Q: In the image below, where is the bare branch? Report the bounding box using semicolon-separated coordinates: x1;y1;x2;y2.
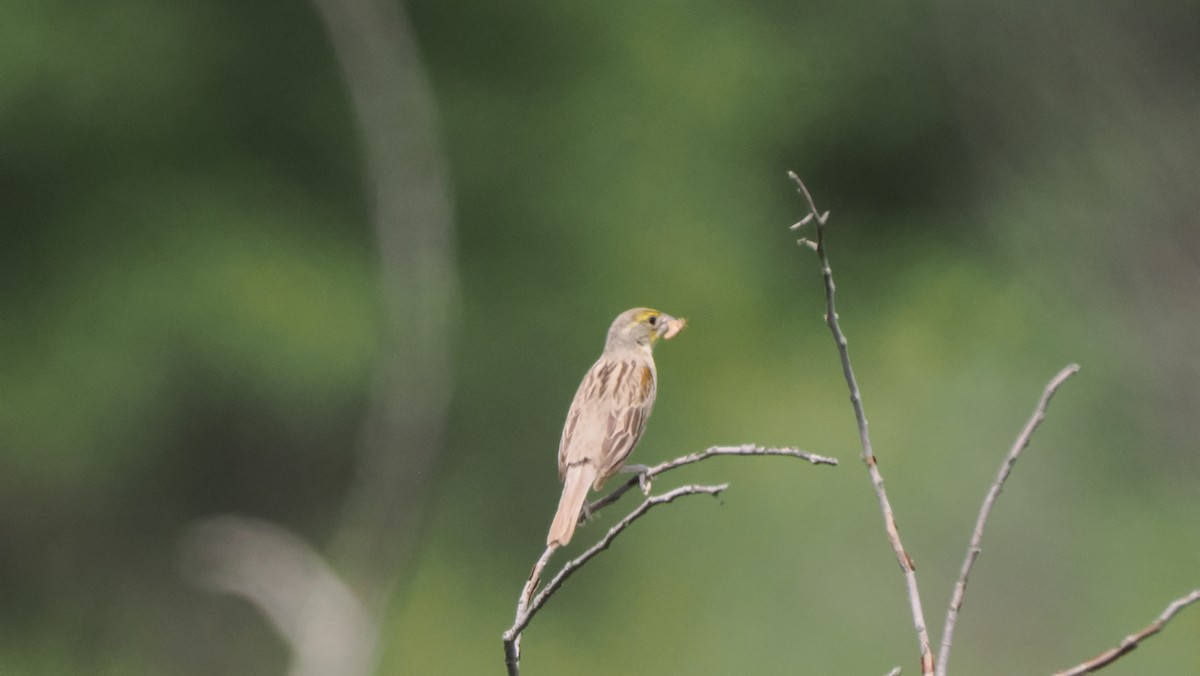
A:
502;484;729;675
1054;589;1200;675
588;444;838;517
936;364;1080;676
525;483;728;628
788;171;935;675
503;546;557;676
502;442;837;673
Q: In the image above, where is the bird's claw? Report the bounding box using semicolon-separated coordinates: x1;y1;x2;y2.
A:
624;463;652;494
638;472;652;495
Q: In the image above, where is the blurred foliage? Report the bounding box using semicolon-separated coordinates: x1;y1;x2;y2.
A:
1;0;1197;674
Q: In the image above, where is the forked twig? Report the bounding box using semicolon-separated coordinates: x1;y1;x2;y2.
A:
503;483;728;676
936;364;1080;676
501;442;838;675
588;444;838;516
1054;589;1200;675
788;171;935;675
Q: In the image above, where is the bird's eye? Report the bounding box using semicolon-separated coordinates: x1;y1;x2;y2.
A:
647;315;658;326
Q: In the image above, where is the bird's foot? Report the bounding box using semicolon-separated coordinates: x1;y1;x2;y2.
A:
620;464;653;495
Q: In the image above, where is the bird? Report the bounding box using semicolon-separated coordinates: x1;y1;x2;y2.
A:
546;307;685;547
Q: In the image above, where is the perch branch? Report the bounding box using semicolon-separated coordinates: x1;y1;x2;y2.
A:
502;443;837;674
788;171;935;675
936;364;1080;676
1054;589;1200;675
588;444;838;516
503;483;729;676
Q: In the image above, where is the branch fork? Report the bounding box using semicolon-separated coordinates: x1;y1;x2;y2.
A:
788;172;1191;676
501;444;837;675
789;171;936;675
501;173;1194;676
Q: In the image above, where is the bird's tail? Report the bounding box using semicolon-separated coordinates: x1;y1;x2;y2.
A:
547;464;597;547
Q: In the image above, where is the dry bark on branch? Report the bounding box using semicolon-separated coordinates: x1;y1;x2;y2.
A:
936;365;1080;676
790;172;936;675
1054;589;1200;675
501;444;837;675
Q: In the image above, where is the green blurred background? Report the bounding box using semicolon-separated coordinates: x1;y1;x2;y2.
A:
1;0;1197;674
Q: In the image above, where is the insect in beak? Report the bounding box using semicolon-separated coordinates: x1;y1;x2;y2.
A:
656;314;686;340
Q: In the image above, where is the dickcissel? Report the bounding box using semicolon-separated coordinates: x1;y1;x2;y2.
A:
546;307;686;547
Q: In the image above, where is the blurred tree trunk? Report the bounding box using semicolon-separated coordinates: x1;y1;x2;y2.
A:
185;1;458;674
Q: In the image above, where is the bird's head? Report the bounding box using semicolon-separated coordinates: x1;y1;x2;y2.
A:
605;307;686;351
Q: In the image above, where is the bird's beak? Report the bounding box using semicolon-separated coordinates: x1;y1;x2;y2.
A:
656;314;686;340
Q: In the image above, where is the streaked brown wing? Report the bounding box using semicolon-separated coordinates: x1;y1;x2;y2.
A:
559;358;612;478
596;364;656;484
558;381;587;479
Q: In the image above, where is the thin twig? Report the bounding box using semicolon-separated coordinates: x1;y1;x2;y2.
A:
515;547;556;627
501;443;837;673
502;545;557;674
884;668;903;676
788;171;935;675
936;365;1080;676
1054;589;1200;675
502;483;729;676
588;444;838;516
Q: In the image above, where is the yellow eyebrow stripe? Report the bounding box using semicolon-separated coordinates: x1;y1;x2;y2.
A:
633;309;660;323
